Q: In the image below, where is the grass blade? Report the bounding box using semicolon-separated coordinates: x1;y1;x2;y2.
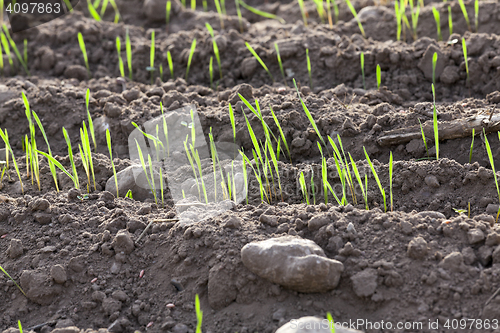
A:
363;146;386;212
239;0;285;24
0;265;25;296
245;42;273;82
185;39;197;81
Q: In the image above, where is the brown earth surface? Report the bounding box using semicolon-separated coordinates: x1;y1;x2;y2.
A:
2;0;500;332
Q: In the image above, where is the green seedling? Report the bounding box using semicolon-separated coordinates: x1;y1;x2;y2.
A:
326;0;333;27
37;150;78;188
116;37;125;77
195;294;203;333
311;168;316;205
180;0;185;8
80;121;96;192
159;64;163;82
85;89;96;151
1;30;13;69
474;0;478;32
18;321;23;333
126;189;133;199
484;129;500;205
395;1;402;41
0;0;3;23
468;202;471;218
270;106;291;162
167;50;174;79
87;0;102;21
166;1;171;26
0;265;25;296
376;64;381;90
360;52;365;90
299;171;309;205
432;7;442;41
0;38;4;74
32;111;59;191
126;28;132;80
23;92;40;190
432;52;438;87
149;30;155;84
2;26;29;75
453;208;467;215
214;0;224;29
275;43;286;86
418;118;429;157
185;38;197;81
326;313;335;333
363;146;386;212
0;128;23;193
235;0;243;32
77;32;91;78
135;140;158;204
293;79;325;147
206;23;223;81
457;0;471;31
209;56;213;89
191;0;195;11
345;0;365;38
203;0;207;11
312;0;325;23
432;83;439;160
229;103;236;144
106;129;118;198
469;128;475;163
246;42;273;82
298;0;307;26
306;48;312;89
409;0;420;40
463;38;469;84
160;103;170;157
63;127;79;189
221;0;226;14
239;0;285;24
349;153;368;209
107;0;121;23
389;151;393;211
23;39;27;64
448;5;453;35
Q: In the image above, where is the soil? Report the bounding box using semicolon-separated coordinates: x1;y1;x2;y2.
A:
2;0;500;332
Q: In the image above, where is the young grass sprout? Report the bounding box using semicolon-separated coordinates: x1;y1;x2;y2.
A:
298;0;307;26
106;129;119;197
432;7;442;41
306;48;312;89
275;43;287;86
167;50;174;79
116;36;125;77
432;83;439;160
432;52;438;87
462;38;469;84
474;0;479;32
360;52;365;90
345;0;365;38
457;0;471;31
363;146;386;212
206;23;223;82
376;64;381;90
77;32;91;78
469;128;475;163
126;28;133;80
245;42;273;82
185;38;197;81
149;30;155;84
448;5;453;35
483;129;500;222
239;0;285;24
